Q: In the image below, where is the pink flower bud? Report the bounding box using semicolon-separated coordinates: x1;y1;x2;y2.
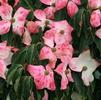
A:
90;10;101;27
67;1;78;18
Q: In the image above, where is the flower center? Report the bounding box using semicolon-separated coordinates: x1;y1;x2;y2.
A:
44;70;49;75
52;3;55;7
60;30;64;34
65;70;69;75
51;47;56;52
82;66;87;71
45;20;50;26
10;18;15;23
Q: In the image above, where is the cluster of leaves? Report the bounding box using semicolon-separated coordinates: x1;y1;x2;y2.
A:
0;0;101;100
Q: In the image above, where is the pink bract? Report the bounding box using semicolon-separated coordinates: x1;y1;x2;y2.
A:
55;63;74;90
90;10;101;28
27;64;56;90
0;4;29;35
88;0;101;9
67;1;79;18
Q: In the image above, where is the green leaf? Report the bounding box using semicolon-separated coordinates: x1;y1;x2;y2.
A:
12;48;28;65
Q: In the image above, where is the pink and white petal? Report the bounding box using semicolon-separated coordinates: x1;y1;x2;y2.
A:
55;63;67;75
66;69;74;82
43;29;55;48
39;46;56;61
0;59;6;79
82;70;94;86
0;20;11;35
27;65;45;78
4;52;13;66
13;7;30;35
0;0;8;4
95;28;101;39
44;7;56;19
61;74;68;90
72;0;81;5
13;24;25;36
34;9;46;21
27;21;39;34
0;3;12;20
40;0;52;5
56;0;68;10
40;46;57;68
69;58;84;72
90;10;101;28
22;28;32;46
67;1;78;18
42;90;48;100
43;37;54;48
88;0;101;9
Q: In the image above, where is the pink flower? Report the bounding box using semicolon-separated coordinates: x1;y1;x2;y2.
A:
49;20;73;45
88;0;101;9
55;63;74;90
27;64;56;90
34;9;52;31
40;0;68;11
0;3;29;35
95;28;101;39
22;28;32;46
90;10;101;28
69;50;100;86
67;1;79;18
26;21;39;34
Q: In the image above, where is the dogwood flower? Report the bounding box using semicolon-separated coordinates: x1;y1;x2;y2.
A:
0;3;29;35
27;64;56;90
69;50;100;86
40;43;73;68
49;20;73;45
55;63;74;90
34;9;52;31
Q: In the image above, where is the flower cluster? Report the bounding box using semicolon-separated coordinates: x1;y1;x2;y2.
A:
0;0;101;100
